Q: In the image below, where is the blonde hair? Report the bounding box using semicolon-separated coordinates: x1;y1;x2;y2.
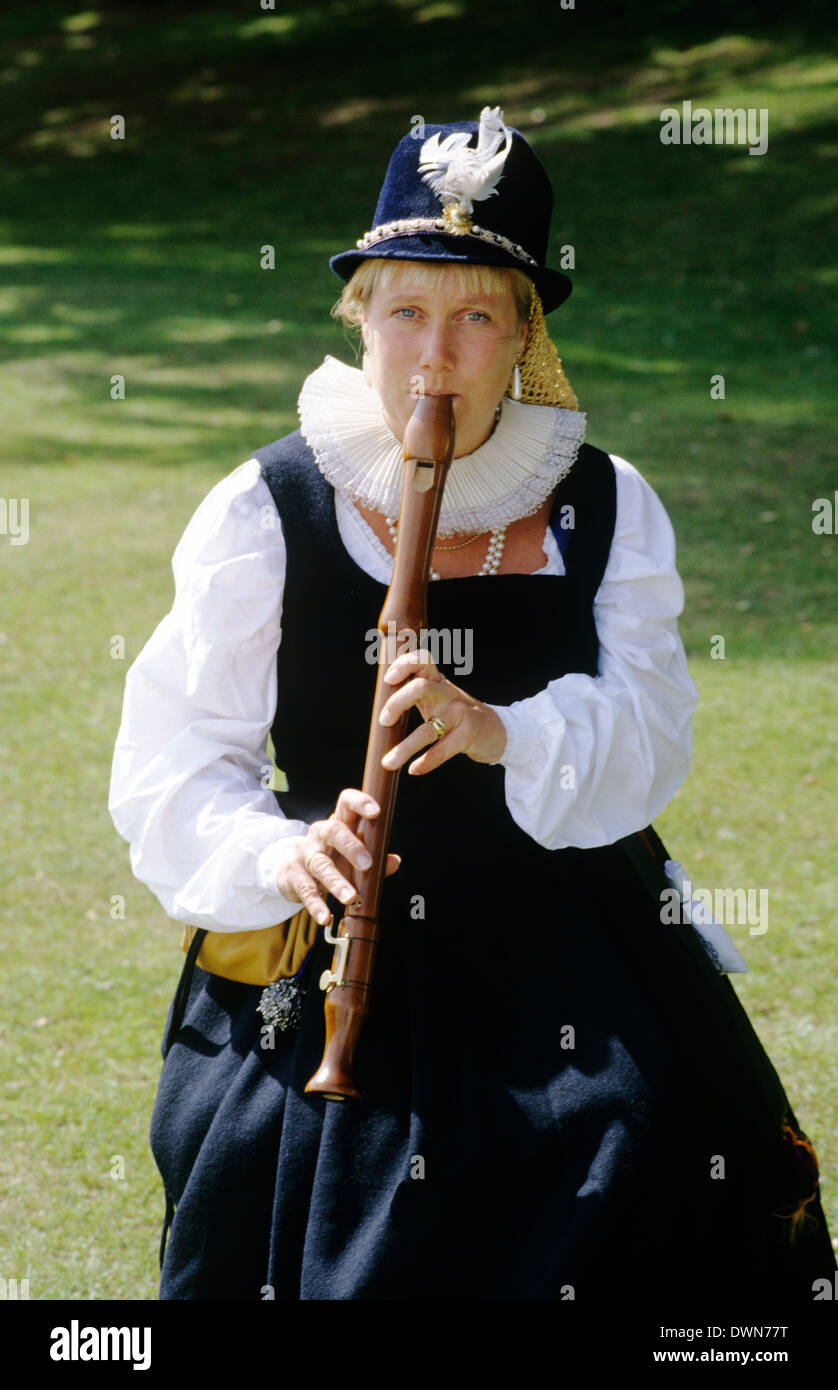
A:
332;258;533;331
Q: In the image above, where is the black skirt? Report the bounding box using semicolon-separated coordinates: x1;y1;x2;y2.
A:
150;814;835;1301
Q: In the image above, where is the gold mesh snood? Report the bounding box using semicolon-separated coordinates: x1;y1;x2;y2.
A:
509;287;578;410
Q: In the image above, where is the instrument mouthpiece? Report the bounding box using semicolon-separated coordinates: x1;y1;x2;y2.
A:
402;393;456;467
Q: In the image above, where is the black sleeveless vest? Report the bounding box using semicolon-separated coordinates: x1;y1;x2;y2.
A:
255;431;615;837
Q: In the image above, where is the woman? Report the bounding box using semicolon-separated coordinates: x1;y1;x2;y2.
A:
110;107;835;1300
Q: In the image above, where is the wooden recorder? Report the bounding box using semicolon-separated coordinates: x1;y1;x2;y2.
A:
305;393;456;1101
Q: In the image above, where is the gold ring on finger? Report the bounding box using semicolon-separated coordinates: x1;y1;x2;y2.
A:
430;716;448;740
304;848;325;876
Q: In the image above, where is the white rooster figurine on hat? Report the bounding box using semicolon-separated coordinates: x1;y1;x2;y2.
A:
418;105;513;231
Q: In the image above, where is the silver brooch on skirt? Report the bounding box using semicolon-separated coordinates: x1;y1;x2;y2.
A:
257;977;306;1033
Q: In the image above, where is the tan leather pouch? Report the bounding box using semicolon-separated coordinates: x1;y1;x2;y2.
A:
180;908;320;986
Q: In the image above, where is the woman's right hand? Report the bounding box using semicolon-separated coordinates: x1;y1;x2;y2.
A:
277;788;401;925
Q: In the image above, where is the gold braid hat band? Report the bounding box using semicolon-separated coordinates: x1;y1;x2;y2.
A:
508;287;578;411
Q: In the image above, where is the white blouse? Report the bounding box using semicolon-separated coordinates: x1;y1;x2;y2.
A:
109;446;698;933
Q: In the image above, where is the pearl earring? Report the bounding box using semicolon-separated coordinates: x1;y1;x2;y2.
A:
362;351;372;388
510;359;522;400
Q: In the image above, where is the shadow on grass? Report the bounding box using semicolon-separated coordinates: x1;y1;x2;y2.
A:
0;1;835;661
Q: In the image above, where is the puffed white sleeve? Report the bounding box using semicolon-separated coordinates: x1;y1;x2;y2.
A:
489;454;698;848
108;458;311;931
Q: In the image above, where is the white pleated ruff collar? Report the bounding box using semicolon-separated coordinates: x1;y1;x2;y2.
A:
297;356;586;536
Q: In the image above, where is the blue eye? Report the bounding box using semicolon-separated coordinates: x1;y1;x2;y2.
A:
464;311;489;323
394;307;416;318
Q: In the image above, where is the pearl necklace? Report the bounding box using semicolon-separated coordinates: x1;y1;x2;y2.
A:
385;519;507;580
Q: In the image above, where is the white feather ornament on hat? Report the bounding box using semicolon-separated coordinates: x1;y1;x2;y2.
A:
418;105;513;223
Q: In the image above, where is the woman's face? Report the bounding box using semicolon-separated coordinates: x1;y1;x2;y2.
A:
361;263;527;458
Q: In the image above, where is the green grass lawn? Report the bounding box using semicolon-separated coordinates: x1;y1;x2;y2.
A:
0;2;835;1299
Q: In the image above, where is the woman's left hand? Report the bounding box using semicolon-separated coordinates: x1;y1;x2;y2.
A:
378;649;507;775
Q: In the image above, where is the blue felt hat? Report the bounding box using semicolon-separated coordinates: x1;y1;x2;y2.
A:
330;107;572;314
